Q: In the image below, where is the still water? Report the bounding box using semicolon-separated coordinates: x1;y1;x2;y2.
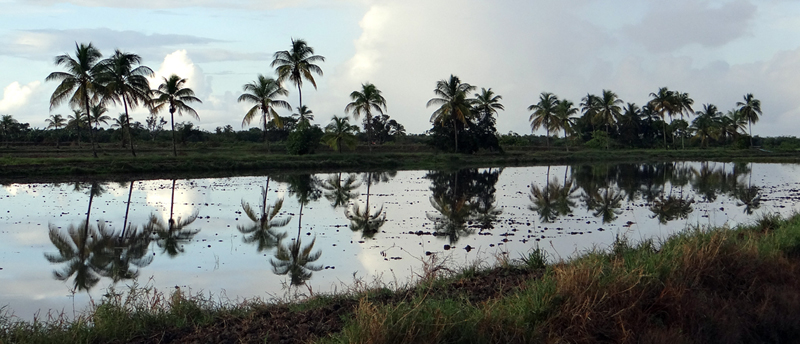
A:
1;162;799;319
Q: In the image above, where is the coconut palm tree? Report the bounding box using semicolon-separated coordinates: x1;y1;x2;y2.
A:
292;105;314;124
595;89;623;149
271;38;325;109
427;75;475;153
691;104;721;148
238;74;291;147
648;87;678;148
150;74;202;156
736;93;762;148
528;92;560;148
89;104;111;131
321;115;359;153
345;83;387;151
96;50;154;157
45;113;66;148
46;42;102;158
580;93;601;132
529;181;559;223
110;113;129;148
66;109;89;146
473;87;504;120
554;99;578;151
675;92;694;149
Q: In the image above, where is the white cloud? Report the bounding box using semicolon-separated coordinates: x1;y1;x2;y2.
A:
0;81;41;112
150;50;211;99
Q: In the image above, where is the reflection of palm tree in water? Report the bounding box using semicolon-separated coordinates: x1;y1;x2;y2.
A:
649;195;694;224
45;221;110;292
425;168;502;243
530;166;577;223
269;173;324;286
148;179;199;257
238;177;290;252
584;187;625;223
735;163;762;215
321;173;360;209
346;172;387;238
45;182;107;290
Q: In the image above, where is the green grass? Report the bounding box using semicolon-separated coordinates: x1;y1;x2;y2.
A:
2;144;799;180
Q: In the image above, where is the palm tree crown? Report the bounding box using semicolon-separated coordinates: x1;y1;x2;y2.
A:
151;74;202;156
45;42;103;157
271;38;325;109
345;82;387;150
473;87;504;120
238;74;291;143
736;93;762;147
528;92;559;147
426;75;476;153
96;49;154;157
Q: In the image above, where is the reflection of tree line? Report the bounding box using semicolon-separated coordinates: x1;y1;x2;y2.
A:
45;179;199;293
425;168;503;244
45;163;762;291
527;162;762;226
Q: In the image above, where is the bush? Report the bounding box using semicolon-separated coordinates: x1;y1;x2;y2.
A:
286;121;323;155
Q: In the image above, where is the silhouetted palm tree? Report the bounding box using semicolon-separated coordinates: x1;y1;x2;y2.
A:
321;115;359;153
427;75;475;153
554;99;578;151
150;74;202;156
345;83;387;151
648;87;678;148
46;42;102;157
96;49;154;156
528;92;559;147
45;113;66;148
292;105;314;124
473;87;504;121
736;93;762;148
271;38;325;109
238;74;291;147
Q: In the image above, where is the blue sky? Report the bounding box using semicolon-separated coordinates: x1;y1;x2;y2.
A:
1;0;799;136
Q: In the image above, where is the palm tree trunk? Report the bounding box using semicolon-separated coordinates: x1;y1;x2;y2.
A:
169;179;176;231
297;84;303;110
84;185;95;240
84;95;98;158
121;180;134;238
171;109;177;157
452;118;459;153
564;132;569;152
123;97;136;157
365;116;373;152
263;113;271;153
662;118;668;149
749;122;753;148
297;201;304;239
546;127;550;148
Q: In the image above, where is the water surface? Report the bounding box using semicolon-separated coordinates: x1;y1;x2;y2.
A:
1;161;798;319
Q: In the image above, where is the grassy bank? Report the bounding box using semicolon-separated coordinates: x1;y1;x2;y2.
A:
2;144;799;181
3;214;800;343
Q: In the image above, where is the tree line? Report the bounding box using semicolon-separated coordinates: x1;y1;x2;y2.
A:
0;38;792;155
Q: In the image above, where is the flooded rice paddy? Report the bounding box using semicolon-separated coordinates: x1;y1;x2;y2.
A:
1;161;799;319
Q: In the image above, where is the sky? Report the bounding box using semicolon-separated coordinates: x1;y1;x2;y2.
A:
1;0;800;137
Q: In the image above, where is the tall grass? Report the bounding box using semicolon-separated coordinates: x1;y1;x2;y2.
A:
326;214;800;344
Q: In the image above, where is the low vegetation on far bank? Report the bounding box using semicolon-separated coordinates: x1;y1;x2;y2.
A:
3;213;800;343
